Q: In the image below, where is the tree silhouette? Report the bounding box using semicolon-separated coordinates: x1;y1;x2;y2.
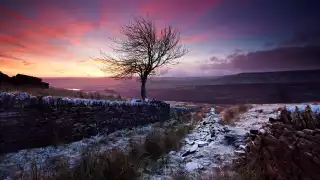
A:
97;16;189;101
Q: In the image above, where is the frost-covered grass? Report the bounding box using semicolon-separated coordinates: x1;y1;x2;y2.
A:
5;124;193;180
0;125;149;180
0;108;199;180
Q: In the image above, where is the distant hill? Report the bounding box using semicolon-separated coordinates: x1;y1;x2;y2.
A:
212;69;320;84
0;72;49;89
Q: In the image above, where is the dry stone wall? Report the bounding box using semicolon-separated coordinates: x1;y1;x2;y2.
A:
0;92;170;154
239;106;320;180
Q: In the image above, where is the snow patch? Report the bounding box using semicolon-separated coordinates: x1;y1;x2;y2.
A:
210;107;216;114
285;104;320;114
185;162;203;171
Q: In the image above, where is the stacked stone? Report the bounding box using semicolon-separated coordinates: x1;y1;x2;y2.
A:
0;92;170;154
238;107;320;180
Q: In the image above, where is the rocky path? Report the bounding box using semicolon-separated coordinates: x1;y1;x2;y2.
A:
141;104;283;179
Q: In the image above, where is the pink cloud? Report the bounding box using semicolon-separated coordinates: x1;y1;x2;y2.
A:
0;4;99;63
0;0;221;77
138;0;220;28
98;0;221;35
181;33;212;43
181;26;240;44
210;26;239;40
22;60;35;66
0;5;96;49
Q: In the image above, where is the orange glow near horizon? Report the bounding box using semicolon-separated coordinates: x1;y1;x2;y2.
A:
0;0;225;77
2;0;318;77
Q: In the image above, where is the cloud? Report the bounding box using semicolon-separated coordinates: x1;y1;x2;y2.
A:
202;45;320;72
181;33;212;44
0;34;26;49
22;60;34;66
138;0;220;28
0;0;218;63
0;5;96;51
281;31;320;47
53;69;65;74
78;60;88;63
0;54;34;73
263;30;320;49
0;4;101;74
2;0;319;77
0;53;24;61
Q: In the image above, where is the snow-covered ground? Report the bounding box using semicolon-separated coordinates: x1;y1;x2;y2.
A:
140;104;285;179
1;102;320;180
285;104;320;113
147;103;320;179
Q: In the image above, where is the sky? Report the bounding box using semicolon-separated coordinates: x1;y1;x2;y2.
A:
0;0;320;77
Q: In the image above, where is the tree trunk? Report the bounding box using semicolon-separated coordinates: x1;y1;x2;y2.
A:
141;78;147;101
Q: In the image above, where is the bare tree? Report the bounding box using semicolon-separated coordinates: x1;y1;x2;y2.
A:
97;16;189;101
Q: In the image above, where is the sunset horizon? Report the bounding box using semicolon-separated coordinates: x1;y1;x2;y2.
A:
1;0;320;78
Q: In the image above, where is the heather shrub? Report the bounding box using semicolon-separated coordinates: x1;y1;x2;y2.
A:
63;148;141;180
144;128;165;160
220;104;252;125
171;169;189;180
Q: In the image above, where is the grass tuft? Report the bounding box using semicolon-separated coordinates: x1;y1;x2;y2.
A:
170;169;189;180
145;128;165;160
220;104;252;125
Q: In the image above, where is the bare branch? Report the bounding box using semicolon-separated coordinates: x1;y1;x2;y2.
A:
97;16;189;100
98;16;189;79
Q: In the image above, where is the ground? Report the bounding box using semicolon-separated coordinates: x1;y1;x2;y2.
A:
2;102;318;179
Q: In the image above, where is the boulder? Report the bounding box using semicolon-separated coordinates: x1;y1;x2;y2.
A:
185;162;203;171
250;129;259;135
182;144;198;157
210;129;215;138
185;138;194;145
269;117;278;123
224;133;239;145
196;140;209;147
189;144;198;152
223;126;231;132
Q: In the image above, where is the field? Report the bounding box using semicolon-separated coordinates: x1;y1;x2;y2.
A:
144;82;320;104
44;73;320;104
